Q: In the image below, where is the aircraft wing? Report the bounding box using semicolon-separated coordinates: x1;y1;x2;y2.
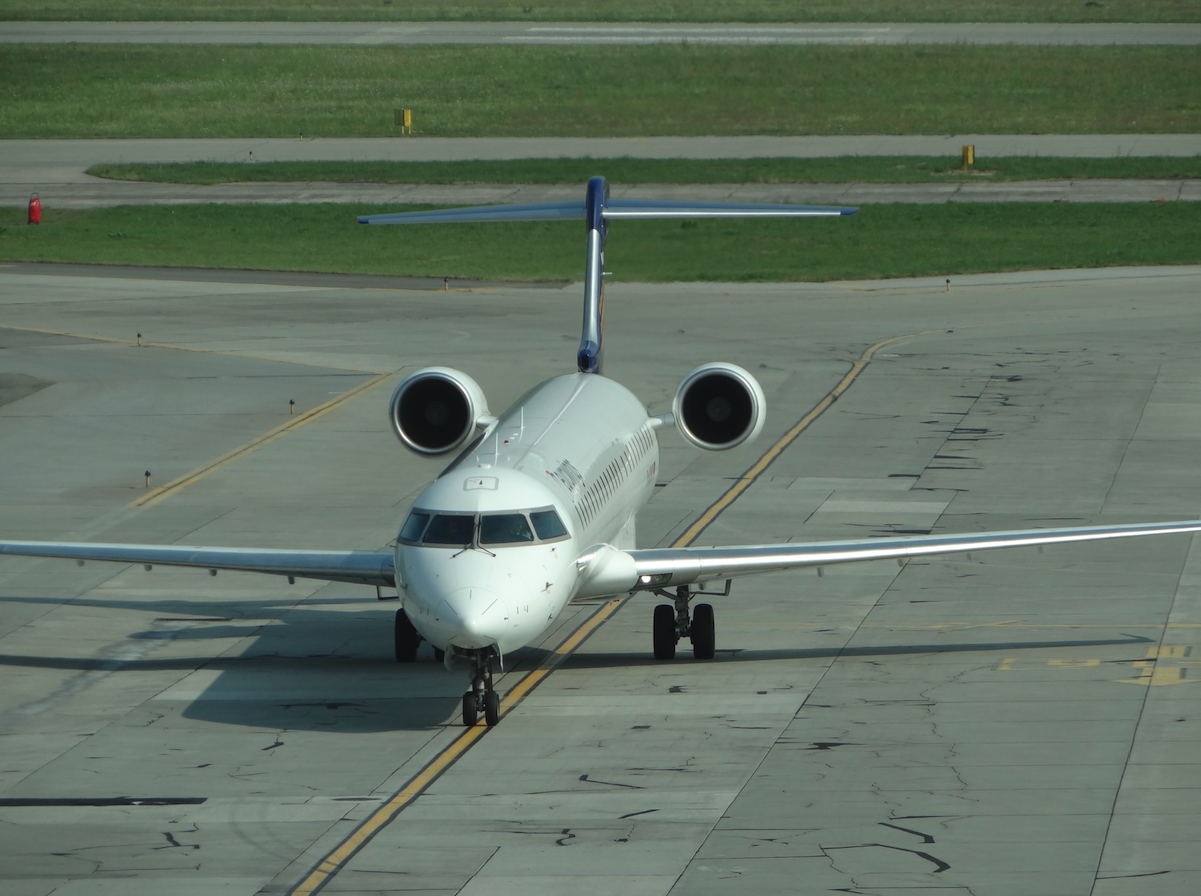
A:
0;540;395;587
624;519;1201;590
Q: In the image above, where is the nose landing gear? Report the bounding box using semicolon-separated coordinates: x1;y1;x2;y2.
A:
652;582;727;660
462;649;501;727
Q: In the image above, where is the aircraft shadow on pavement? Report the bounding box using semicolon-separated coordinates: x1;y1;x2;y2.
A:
0;592;1156;731
0;591;464;733
553;634;1155;670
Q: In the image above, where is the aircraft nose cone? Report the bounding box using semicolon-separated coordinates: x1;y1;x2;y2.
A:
442;588;506;649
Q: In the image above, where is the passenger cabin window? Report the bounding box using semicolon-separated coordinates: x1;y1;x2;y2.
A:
398;511;430;544
423;514;476;546
479;513;534;545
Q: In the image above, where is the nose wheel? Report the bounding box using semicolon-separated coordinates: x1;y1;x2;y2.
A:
652;585;717;660
462;650;501;727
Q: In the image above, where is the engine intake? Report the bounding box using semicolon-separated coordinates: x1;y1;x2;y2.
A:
672;362;765;451
389;367;490;456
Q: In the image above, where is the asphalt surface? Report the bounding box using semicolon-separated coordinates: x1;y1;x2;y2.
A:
3;262;1201;895
4;179;1198;209
4;136;1199;189
3;21;1200;46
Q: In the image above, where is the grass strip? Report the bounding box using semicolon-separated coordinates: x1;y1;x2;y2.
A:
2;202;1196;283
4;0;1197;24
89;157;1201;187
3;45;1199;139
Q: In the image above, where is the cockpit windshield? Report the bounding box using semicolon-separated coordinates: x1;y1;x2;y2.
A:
479;513;534;545
399;507;569;548
530;510;569;540
422;514;476;546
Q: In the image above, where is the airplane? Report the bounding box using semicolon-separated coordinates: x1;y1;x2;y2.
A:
4;175;1201;729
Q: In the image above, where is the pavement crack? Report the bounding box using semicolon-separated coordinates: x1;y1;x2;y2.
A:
878;821;935;843
825;842;950;873
618;808;658;819
579;773;642;789
155;829;200;850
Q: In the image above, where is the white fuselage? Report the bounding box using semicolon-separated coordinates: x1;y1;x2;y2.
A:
394;374;658;657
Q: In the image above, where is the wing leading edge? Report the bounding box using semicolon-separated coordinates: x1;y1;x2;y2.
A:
623;519;1201;590
0;541;395;587
357;199;856;226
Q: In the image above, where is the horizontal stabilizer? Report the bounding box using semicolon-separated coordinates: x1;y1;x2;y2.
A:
358;199;856;225
359;202;585;225
604;199;856;218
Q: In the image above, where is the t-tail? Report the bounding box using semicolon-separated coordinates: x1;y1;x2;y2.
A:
358;178;857;375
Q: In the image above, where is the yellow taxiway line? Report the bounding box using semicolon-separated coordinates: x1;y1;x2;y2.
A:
673;330;936;548
288;597;624;896
130;373;394;508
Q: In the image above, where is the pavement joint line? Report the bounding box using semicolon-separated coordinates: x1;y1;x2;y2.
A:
0;323;388;375
672;329;942;548
920;622;1201;629
286;596;624;896
130;372;394;509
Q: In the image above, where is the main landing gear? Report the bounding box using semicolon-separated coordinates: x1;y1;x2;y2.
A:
394;609;444;663
462;649;501;727
653;584;721;660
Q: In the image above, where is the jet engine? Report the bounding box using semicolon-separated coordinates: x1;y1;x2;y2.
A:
389;367;491;455
672;362;766;450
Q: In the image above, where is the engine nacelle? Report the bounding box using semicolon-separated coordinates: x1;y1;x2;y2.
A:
389;367;491;456
672;362;766;451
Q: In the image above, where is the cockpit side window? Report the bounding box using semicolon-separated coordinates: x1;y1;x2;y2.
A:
423;514;476;546
479;513;534;545
398;511;431;544
530;509;569;541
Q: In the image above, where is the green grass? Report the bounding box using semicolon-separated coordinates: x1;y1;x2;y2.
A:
3;45;1199;138
2;203;1197;283
3;0;1197;23
88;157;1201;187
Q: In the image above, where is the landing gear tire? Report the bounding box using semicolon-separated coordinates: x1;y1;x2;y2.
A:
395;609;419;663
691;603;715;660
433;647;445;663
463;649;500;727
653;604;677;660
462;691;478;727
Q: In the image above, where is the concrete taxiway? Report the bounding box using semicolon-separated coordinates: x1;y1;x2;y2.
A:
3;262;1201;895
4;21;1200;46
